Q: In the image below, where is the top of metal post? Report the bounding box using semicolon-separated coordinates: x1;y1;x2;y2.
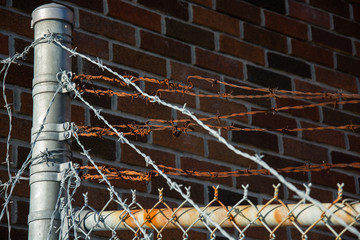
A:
31;3;73;28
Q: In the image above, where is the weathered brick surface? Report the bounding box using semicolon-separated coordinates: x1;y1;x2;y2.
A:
275;98;320;122
301;121;345;148
73;31;109;59
315;66;357;92
288;0;330;28
291;39;333;67
312;27;352;54
216;0;261;24
336;54;360;76
138;0;188;20
0;8;32;38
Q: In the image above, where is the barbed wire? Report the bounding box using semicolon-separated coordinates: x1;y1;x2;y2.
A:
49;32;360;237
79;161;360;182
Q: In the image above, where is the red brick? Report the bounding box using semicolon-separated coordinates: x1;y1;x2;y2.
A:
0;33;8;55
312;27;352;54
322;107;360;131
311;170;355;193
232;124;279;152
200;97;248;122
71;104;85;125
289;0;330;28
301;121;345;148
140;30;191;62
73;185;118;209
343;101;360;115
192;5;240;36
79;10;135;45
252;111;297;135
74;81;111;109
275;98;320;122
72;136;116;160
73;31;109;59
108;0;161;32
247;65;292;90
113;44;166;76
355;41;360;57
208;140;257;168
0;142;12;167
121;193;166;209
287;183;333;203
195;48;243;78
265;11;308;40
0;227;27;240
0;88;13;112
190;0;212;8
170;61;220;93
220;35;265;65
152;131;204;156
348;134;360;153
0;8;32;38
0;115;31;142
331;151;360;166
236;175;284;198
0;170;29;197
15;201;29;225
121;143;175;168
20;92;32;116
118;96;171;119
208;186;257;205
180;157;232;186
268;52;311;78
224;78;272;108
336;54;360;76
138;0;188;20
14;38;34;65
294;79;334;94
244;23;288;53
353;3;360;22
334;15;360;39
315;66;357;93
151;177;204;203
166;18;214;49
291;39;333;67
161;230;207;240
245;225;288;240
245;0;286;14
291;228;345;240
310;0;350;17
283;137;328;164
17;146;30;169
216;0;261;25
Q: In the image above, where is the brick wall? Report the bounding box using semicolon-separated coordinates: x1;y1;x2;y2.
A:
0;0;360;239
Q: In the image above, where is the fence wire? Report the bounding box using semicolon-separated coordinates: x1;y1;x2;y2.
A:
0;33;359;240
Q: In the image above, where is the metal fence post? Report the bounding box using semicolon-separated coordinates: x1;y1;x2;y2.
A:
28;4;73;240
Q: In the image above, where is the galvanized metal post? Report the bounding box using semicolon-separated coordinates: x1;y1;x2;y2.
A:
28;4;73;240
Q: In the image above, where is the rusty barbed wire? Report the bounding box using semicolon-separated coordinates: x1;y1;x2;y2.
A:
79;161;360;182
77;123;360;138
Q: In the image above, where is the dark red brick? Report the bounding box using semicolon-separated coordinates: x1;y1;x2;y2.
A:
191;0;212;8
73;31;109;59
0;88;13;112
310;0;350;17
322;107;360;130
216;0;261;25
0;115;31;142
294;79;334;94
79;10;135;45
200;97;248;122
244;0;286;14
151;177;204;203
334;15;360;39
108;0;161;32
0;142;12;167
140;30;191;62
355;41;360;57
245;225;288;240
283;137;329;163
220;35;265;65
236;175;284;197
20;92;32;116
118;96;171;119
113;44;166;76
265;11;308;40
121;143;176;168
12;0;50;14
5;64;33;89
291;228;347;240
291;39;333;67
181;157;232;186
161;230;208;240
0;227;27;240
244;23;288;53
289;0;330;28
232;124;279;152
73;136;116;160
208;187;256;205
311;170;355;193
268;52;311;78
353;3;360;22
153;131;204;156
301;121;345;148
336;54;360;76
71;105;85;125
343;101;360;115
0;170;29;197
138;0;188;20
287;183;333;203
14;38;33;64
348;134;360;153
312;27;352;54
75;82;111;109
252;110;298;133
315;66;357;93
0;33;8;55
73;185;118;209
196;48;243;78
262;154;309;181
170;61;220;93
166;18;214;49
17;146;30;169
0;8;32;38
331;151;360;165
247;65;292;90
276;98;320;122
15;201;29;225
192;5;240;36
